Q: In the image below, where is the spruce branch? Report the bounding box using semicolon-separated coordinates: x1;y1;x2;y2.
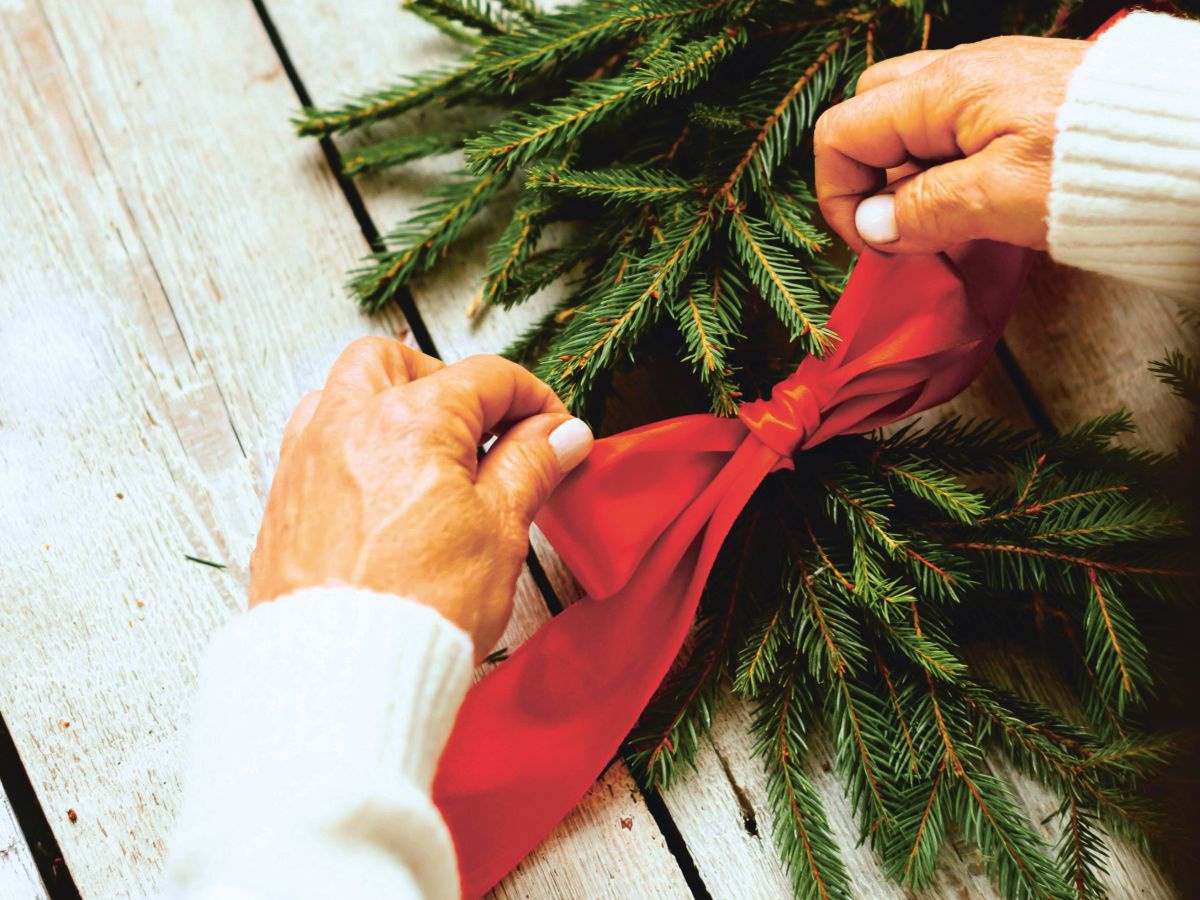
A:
827;675;892;836
406;0;520;36
952;770;1075;899
1055;798;1108;900
466;76;633;171
546;206;713;406
351;171;506;310
755;669;853;900
495;0;537;16
481;192;559;306
294;67;472;137
885;760;950;887
762;178;828;255
877;456;989;524
341;129;474;175
403;2;487;44
496;241;594;309
1082;569;1149;716
1149;348;1200;406
527;163;693;205
631;27;747;99
728;206;834;355
670;273;743;416
716;26;860;202
690;101;754;130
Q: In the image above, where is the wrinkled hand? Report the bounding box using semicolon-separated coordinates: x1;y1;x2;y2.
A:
814;36;1090;254
249;337;593;660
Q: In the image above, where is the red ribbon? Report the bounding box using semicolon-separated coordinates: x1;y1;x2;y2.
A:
433;240;1033;895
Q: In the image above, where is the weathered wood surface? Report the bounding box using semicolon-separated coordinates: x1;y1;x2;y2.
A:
0;0;1191;898
0;1;686;899
0;789;47;900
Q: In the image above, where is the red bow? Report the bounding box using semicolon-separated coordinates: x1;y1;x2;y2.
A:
433;240;1033;896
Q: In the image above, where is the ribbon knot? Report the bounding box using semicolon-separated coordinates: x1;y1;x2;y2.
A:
738;375;822;461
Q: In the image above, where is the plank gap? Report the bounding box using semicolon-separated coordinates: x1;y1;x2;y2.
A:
523;545;565;616
638;787;713;900
0;715;77;900
247;0;442;358
993;339;1058;436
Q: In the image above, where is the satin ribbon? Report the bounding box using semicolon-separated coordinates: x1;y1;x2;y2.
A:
433;239;1033;895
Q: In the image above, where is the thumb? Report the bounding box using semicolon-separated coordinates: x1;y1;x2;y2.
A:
477;413;593;521
856;151;999;255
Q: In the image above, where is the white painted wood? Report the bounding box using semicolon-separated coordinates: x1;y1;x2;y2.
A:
0;790;47;900
0;2;629;898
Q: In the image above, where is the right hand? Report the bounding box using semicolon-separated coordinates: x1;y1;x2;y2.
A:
248;337;593;660
814;35;1091;254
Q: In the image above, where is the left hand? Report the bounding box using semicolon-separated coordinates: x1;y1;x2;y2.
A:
248;337;592;660
813;35;1090;254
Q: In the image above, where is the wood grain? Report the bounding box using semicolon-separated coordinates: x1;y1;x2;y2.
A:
0;790;46;900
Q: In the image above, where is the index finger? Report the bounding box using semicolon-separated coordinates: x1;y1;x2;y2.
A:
855;49;945;95
814;66;961;248
322;336;445;402
417;354;567;443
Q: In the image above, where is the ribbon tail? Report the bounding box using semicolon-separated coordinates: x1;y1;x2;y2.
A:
434;438;780;897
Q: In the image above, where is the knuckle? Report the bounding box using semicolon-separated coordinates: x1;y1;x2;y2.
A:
812;104;846;157
346;334;391;358
903;169;990;243
511;443;556;502
378;391;421;430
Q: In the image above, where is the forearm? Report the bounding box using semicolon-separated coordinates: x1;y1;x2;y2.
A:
164;588;472;900
1048;11;1200;297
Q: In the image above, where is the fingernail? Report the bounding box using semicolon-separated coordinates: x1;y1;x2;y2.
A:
548;417;593;473
856;194;899;244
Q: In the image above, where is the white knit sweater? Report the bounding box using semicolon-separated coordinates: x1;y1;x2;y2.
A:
1048;11;1200;297
163;13;1200;900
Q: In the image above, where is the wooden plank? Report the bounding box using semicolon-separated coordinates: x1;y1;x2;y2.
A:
0;790;47;900
253;1;693;895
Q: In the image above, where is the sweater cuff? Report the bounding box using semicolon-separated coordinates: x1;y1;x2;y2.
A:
167;588;473;898
1048;11;1200;297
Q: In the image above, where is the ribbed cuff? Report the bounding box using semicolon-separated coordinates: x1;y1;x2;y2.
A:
1048;11;1200;297
166;588;472;899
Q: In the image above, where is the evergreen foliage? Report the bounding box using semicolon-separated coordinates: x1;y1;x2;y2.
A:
298;1;1198;895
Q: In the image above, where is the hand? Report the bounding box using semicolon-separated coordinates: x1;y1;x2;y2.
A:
814;36;1090;254
248;337;593;660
